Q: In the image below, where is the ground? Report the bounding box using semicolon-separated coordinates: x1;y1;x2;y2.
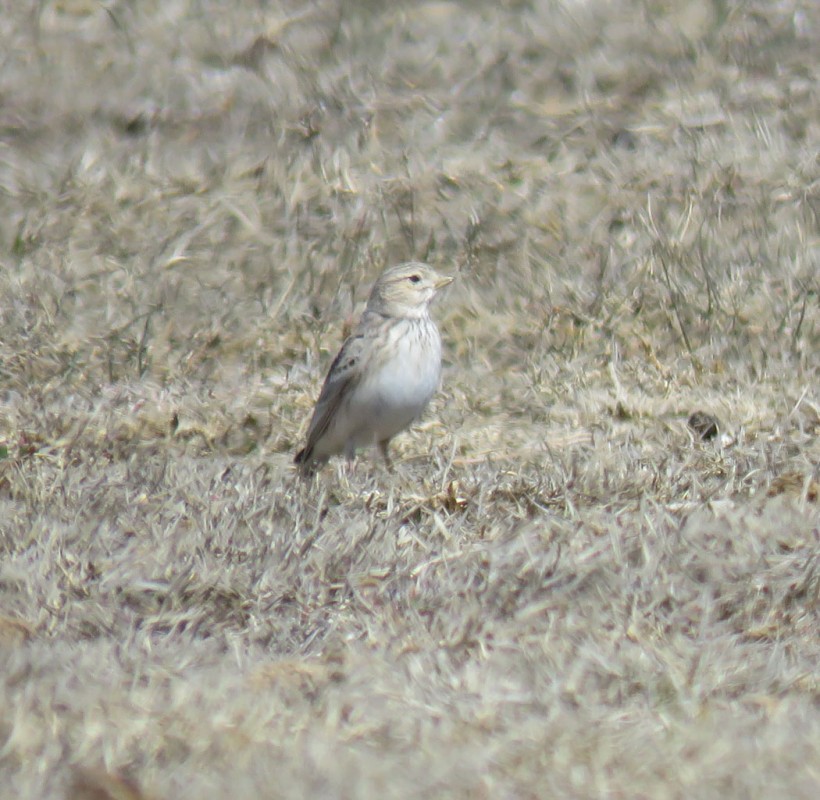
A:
0;1;818;798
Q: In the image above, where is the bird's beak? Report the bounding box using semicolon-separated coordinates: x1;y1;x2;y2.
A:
435;275;454;290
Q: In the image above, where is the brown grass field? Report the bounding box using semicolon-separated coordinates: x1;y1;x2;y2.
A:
1;1;818;797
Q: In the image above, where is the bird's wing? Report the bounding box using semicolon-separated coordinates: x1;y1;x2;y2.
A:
302;327;372;452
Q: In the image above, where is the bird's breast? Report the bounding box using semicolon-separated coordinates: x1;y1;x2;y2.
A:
358;319;442;425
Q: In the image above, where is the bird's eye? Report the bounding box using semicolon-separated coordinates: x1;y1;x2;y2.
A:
408;274;421;284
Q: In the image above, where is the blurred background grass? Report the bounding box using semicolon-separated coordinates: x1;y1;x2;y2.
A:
0;1;818;798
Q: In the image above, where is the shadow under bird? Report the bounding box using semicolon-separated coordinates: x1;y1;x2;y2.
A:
295;262;453;476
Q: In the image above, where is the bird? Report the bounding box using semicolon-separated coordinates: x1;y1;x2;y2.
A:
294;261;453;476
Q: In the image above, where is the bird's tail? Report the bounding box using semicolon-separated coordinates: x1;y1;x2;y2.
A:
294;446;317;478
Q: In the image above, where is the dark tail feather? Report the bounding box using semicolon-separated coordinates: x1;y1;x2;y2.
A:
294;447;316;478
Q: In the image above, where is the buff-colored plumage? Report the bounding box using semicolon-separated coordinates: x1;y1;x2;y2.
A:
295;262;453;476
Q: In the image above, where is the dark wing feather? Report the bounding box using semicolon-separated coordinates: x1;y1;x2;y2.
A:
296;329;370;463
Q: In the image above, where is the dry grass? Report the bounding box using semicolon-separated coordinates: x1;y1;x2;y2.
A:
1;0;818;797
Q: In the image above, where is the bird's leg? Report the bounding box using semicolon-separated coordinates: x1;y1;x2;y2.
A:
378;439;394;472
343;442;358;476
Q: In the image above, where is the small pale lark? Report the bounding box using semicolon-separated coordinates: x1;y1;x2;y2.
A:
295;262;453;476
